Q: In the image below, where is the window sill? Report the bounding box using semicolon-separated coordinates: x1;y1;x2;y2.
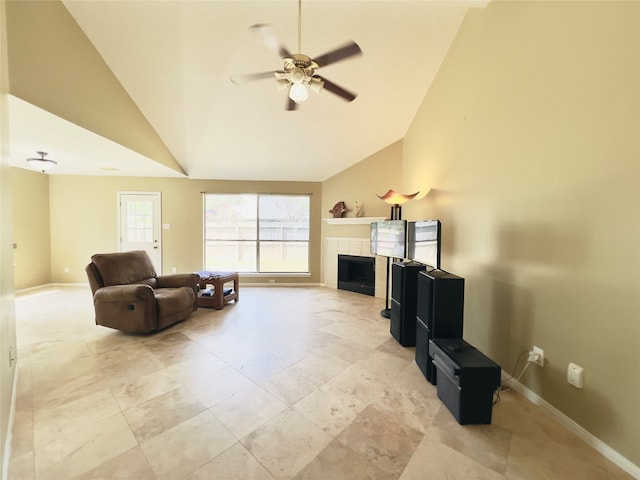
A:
240;272;311;278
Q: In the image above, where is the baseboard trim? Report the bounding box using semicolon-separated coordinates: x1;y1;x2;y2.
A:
15;282;87;294
2;364;19;480
18;282;326;291
502;373;639;479
240;282;324;287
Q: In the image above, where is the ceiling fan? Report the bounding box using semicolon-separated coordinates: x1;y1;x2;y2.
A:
231;0;362;111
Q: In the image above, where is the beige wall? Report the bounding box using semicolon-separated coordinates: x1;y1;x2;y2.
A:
16;139;404;290
6;0;183;174
43;175;322;285
321;140;404;239
402;0;639;466
320;140;404;297
0;0;18;471
12;168;50;289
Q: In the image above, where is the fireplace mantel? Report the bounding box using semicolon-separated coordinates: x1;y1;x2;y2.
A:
323;217;385;225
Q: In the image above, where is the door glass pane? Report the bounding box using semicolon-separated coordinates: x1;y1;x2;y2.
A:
126;200;154;243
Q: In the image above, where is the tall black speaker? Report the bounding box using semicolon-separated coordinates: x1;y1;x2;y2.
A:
390;261;426;346
415;269;464;384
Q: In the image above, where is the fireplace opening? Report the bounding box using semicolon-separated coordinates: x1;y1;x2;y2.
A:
338;254;375;296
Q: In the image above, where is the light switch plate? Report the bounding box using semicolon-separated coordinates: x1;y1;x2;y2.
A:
568;363;584;389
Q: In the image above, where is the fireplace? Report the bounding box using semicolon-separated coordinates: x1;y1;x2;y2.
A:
338;254;375;296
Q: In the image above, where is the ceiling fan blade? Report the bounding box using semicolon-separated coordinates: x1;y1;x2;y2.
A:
313;41;362;68
230;71;274;86
250;24;291;58
286;98;298;111
317;77;357;103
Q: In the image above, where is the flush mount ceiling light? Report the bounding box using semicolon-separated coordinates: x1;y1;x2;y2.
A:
26;151;57;173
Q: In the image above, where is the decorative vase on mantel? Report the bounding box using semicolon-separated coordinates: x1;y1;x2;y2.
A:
329;201;349;218
354;201;363;217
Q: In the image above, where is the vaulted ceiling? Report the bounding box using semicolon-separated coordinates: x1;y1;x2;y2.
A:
8;1;486;181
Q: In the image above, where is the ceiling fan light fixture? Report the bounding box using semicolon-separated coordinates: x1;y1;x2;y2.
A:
26;151;57;173
289;83;309;103
276;78;290;91
290;67;306;84
309;76;324;95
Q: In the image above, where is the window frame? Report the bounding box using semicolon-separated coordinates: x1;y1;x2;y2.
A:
203;193;311;274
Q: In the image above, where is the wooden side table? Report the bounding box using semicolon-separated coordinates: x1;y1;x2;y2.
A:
196;271;239;309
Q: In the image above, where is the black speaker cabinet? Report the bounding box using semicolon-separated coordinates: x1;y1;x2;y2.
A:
390;261;426;346
415;269;464;384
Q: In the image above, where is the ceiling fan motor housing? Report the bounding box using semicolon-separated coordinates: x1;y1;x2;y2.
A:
285;54;318;76
277;54;323;95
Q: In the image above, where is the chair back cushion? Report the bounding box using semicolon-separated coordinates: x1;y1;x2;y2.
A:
91;250;158;287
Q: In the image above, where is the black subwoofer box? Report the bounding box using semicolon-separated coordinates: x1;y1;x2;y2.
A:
429;338;501;425
415;269;464;384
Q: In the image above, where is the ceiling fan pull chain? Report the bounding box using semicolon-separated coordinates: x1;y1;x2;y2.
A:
297;0;302;54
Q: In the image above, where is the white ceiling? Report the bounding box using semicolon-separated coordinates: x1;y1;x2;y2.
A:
9;1;486;181
9;96;186;178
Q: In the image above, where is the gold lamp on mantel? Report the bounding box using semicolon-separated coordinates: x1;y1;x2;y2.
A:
376;189;419;220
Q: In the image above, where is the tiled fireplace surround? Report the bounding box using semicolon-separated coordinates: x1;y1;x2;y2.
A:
325;237;388;299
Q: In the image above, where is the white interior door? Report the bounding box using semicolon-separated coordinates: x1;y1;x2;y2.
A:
118;192;162;272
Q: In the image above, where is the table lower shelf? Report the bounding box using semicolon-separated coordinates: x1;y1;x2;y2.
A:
197;290;237;309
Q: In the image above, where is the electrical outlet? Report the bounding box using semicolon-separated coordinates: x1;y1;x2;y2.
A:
269;279;276;284
64;266;70;273
172;267;177;273
531;346;544;367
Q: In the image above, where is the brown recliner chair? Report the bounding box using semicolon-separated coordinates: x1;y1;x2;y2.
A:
86;250;199;333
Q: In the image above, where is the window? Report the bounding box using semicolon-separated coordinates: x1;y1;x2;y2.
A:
204;193;310;273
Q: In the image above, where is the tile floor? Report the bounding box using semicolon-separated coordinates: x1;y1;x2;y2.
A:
8;285;635;479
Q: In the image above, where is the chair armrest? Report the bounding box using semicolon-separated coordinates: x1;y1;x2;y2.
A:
156;273;199;289
92;284;157;333
93;284;155;303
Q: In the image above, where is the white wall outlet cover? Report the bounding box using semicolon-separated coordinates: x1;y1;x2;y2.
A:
568;362;584;389
162;223;171;230
532;346;544;366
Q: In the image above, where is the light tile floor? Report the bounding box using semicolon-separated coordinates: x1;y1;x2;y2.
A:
8;285;635;479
